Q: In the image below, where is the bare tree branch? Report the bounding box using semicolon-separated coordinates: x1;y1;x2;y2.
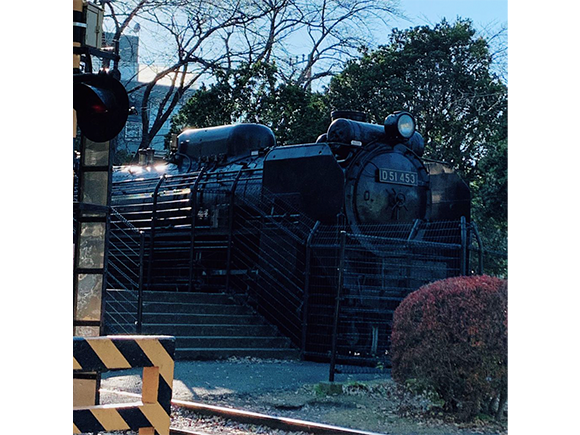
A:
103;0;401;150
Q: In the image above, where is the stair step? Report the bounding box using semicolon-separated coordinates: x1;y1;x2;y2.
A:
105;300;138;308
141;323;276;336
143;301;251;315
142;291;234;304
142;312;265;325
175;336;292;349
175;348;300;360
105;286;299;360
103;314;135;322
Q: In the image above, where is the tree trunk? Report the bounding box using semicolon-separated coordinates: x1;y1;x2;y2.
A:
495;390;507;420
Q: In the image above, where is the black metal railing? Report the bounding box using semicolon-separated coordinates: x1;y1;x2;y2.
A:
305;222;465;377
226;187;316;346
104;207;147;334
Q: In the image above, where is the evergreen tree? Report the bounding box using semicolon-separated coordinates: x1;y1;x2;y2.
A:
167;62;329;146
328;19;507;182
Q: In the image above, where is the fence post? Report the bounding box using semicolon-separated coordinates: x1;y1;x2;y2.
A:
225;169;244;294
188;168;207;292
460;217;467;276
329;230;347;382
148;175;166;289
137;230;145;334
301;221;320;359
470;222;485;275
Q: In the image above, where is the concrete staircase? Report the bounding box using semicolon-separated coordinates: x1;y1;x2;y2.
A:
131;291;300;360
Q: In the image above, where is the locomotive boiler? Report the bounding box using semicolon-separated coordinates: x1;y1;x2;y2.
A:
110;110;470;364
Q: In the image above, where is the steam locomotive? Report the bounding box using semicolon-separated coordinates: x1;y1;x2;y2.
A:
110;110;470;362
114;110;469;226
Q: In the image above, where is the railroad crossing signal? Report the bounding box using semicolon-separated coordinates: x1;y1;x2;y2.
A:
74;72;129;142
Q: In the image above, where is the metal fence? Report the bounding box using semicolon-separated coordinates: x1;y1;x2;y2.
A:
103;207;146;334
102;168;506;376
226;187;315;347
226;187;470;373
303;224;464;376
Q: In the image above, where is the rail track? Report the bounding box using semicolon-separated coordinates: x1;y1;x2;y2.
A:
102;389;385;435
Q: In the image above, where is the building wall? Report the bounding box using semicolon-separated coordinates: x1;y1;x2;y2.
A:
103;32;139;85
103;32;192;161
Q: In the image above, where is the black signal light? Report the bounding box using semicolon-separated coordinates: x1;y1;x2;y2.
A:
74;72;129;142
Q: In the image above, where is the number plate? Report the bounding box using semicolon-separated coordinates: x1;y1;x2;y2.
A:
378;168;418;186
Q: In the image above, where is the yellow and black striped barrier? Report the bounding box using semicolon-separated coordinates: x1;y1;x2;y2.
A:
73;335;175;435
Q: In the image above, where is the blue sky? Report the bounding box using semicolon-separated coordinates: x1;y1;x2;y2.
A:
393;0;507;28
130;0;509;84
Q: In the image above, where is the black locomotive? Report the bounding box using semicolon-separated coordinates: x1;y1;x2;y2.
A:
171;110;469;225
110;110;470;363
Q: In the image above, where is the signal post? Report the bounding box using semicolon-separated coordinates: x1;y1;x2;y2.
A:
73;0;128;406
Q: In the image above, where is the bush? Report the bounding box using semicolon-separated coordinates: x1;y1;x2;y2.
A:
391;275;507;420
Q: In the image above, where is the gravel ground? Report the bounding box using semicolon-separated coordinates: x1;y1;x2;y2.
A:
171;408;313;435
100;357;506;435
102;357;386;402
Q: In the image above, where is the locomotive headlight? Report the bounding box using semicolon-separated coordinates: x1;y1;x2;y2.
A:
384;111;416;143
397;113;415;138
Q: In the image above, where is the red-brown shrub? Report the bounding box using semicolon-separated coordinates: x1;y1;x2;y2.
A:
391;275;507;420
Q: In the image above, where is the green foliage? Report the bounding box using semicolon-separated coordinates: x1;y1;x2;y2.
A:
474;140;507;225
264;84;329;145
327;19;507;183
166;62;329;148
471;136;508;276
467;104;507;275
170;82;235;131
391;276;508;421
